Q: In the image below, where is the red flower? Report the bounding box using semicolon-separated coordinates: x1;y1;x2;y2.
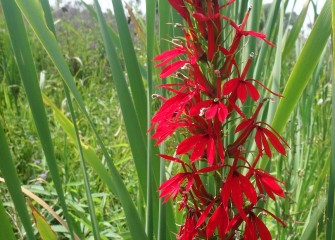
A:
176;134;215;163
221;167;257;220
189;99;228;122
254;125;287;157
244;212;272;240
197;200;230;238
253;169;285;200
158;172;192;203
151;90;198;125
223;78;260;103
177;209;202;240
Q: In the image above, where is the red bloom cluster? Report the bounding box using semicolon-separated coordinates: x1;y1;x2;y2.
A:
151;0;288;239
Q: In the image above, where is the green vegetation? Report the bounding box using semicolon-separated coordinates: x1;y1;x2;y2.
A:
0;0;333;239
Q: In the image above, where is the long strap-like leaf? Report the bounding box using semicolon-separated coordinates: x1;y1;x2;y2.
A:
272;0;331;133
0;121;34;240
2;1;76;238
13;0;148;239
326;1;335;238
111;0;147;133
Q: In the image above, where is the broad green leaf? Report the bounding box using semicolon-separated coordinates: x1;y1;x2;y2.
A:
28;200;58;240
272;0;331;133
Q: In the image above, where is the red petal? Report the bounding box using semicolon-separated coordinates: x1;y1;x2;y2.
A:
185;175;194;191
235;119;253;133
255;129;263;155
260;130;272;158
159;60;188;78
176;134;203;154
255;216;272;240
261;175;285;198
221;175;232;206
168;0;190;21
217;102;228;122
196;200;216;227
206;204;222;238
239;174;257;204
217;137;225;164
153;46;185;61
241;31;275;46
158;173;186;191
222;78;239;95
207;137;216;165
196;165;222;174
263;128;286;155
237;82;248;103
193;12;209;22
245;81;260;101
207;21;216;61
190;136;207;161
157;154;184;164
231;174;246;220
217;206;229;237
244;217;257;240
189;100;212;116
205;104;218;120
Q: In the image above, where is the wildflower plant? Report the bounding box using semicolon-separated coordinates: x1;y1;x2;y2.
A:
151;0;289;239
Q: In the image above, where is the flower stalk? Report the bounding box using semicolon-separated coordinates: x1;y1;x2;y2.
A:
151;1;288;239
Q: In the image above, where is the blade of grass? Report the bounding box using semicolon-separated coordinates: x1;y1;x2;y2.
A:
2;1;76;238
80;0;122;52
157;2;171;239
282;0;310;60
40;4;101;239
0;197;16;240
13;1;148;238
272;0;331;133
0;121;35;240
111;0;147;133
253;0;281;81
146;0;157;238
42;94;118;195
326;2;335;237
91;0;148;197
300;196;327;240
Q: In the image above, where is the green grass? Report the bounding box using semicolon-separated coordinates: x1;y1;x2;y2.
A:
0;0;332;239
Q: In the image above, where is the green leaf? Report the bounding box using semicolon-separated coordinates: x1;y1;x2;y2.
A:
111;0;147;132
326;1;335;239
282;0;310;60
0;181;19;240
28;199;58;240
42;94;118;195
300;196;327;240
0;121;35;239
272;0;331;133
